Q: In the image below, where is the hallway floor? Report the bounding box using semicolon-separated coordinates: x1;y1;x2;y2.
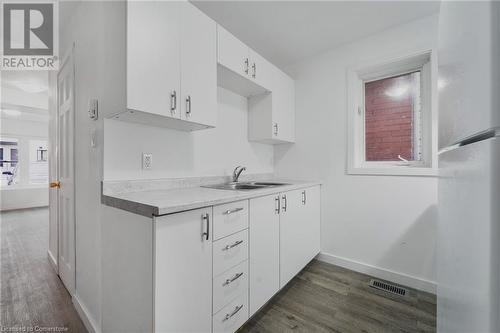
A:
0;208;87;332
1;207;435;332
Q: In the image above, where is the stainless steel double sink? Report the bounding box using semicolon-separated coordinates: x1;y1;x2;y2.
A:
202;181;289;191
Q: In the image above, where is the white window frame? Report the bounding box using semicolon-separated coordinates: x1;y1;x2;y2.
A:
347;50;438;177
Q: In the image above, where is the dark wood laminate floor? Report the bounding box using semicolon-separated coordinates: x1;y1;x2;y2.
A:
1;208;435;333
241;260;436;333
1;208;87;332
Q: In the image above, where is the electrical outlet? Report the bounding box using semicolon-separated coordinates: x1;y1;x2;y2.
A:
142;153;152;170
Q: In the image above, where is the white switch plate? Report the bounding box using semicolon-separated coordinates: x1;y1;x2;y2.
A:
142;153;152;170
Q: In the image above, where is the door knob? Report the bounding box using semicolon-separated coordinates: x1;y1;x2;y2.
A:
50;181;60;188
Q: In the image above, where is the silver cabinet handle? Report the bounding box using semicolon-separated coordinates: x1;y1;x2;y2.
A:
275;196;280;214
170;90;177;113
244;58;249;75
273;123;278;136
282;195;287;213
302;190;306;205
222;304;243;322
185;95;191;117
222;240;243;251
202;213;209;241
223;207;244;215
252;62;256;78
223;272;244;286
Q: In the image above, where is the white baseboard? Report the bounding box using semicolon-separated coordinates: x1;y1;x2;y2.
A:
316;252;436;294
73;294;100;333
47;250;58;272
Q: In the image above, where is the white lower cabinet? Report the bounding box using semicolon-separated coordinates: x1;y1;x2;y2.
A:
249;194;280;316
154;207;213;333
280;186;321;287
212;201;249;333
213;260;249;314
102;185;320;333
213;292;249;333
249;186;321;316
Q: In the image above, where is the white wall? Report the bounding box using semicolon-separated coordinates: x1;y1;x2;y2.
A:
60;1;127;331
275;15;439;292
104;88;274;181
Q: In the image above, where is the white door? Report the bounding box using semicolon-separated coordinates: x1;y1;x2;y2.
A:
249;194;280;316
155;207;213;333
180;2;217;127
217;25;249;78
280;187;320;287
57;50;75;294
127;1;181;118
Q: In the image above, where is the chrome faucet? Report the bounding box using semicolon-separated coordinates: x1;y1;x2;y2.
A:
232;166;247;183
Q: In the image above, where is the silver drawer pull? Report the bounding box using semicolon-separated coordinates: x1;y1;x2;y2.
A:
223;207;244;215
222;240;243;251
222;272;244;286
222;304;243;322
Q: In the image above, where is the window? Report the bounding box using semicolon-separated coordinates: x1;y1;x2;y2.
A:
347;51;436;176
0;138;20;186
29;140;48;184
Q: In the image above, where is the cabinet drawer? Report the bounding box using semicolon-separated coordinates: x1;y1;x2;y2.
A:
213;291;248;333
213;229;248;276
213;260;248;314
213;200;249;240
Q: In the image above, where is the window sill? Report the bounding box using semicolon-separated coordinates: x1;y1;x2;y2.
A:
347;166;437;177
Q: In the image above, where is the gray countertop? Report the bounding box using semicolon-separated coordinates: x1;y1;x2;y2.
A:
101;179;321;217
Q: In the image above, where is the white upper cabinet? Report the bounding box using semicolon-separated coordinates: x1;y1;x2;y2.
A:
180;2;217;127
217;25;250;78
118;1;217;131
271;68;295;143
248;67;295;144
217;24;295;144
248;48;273;90
126;1;181;119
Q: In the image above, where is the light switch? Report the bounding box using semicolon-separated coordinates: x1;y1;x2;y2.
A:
89;99;98;120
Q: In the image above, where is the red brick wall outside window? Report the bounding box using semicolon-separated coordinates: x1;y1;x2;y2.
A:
364;72;420;161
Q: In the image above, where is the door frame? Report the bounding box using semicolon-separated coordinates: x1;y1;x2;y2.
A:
48;69;59;272
55;45;76;295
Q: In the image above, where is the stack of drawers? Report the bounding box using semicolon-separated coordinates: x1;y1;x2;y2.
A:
212;200;249;333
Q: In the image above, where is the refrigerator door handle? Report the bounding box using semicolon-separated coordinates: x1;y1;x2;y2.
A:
439;127;500;154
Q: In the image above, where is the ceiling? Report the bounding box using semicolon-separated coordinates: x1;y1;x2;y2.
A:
192;1;440;71
1;71;49;122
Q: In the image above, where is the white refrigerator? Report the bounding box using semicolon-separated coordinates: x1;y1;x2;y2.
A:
437;1;500;332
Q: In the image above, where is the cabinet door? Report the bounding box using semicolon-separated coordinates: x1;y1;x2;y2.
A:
249;194;280;316
127;1;181;118
217;25;250;77
180;3;217;127
301;186;321;259
272;69;295;143
155;207;212;333
280;187;320;287
248;48;273;89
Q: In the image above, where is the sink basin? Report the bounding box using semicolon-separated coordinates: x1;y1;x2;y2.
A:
202;181;289;191
250;182;290;186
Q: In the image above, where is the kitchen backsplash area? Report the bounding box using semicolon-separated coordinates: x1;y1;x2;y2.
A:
103;87;275;181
